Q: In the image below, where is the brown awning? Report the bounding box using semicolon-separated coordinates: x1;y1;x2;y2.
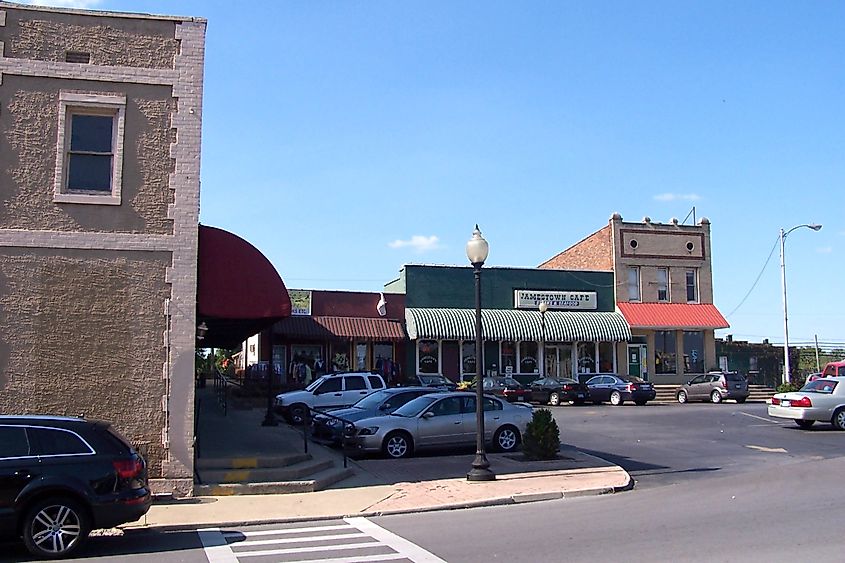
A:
275;315;406;341
197;225;291;348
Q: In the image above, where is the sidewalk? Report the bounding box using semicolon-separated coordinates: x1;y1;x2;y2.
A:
131;388;632;532
129;446;632;531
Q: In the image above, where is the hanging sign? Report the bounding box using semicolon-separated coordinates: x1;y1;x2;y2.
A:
288;290;312;316
514;289;597;310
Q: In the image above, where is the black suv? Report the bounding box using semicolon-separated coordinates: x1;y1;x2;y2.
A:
0;416;152;558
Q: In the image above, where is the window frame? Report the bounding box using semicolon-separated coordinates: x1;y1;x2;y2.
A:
685;269;699;303
54;92;126;206
656;268;669;302
627;266;641;301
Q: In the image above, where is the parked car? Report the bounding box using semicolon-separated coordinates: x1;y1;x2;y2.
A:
529;376;590;406
819;360;845;379
768;376;845;430
0;415;151;559
469;376;532;403
584;373;656;406
275;371;387;424
675;371;749;404
311;386;442;445
396;374;458;391
346;391;532;458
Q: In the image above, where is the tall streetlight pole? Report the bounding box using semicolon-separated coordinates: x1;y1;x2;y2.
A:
539;302;549;377
780;223;822;384
466;225;494;482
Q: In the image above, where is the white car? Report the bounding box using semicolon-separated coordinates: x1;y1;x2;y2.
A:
768;376;845;430
275;372;386;424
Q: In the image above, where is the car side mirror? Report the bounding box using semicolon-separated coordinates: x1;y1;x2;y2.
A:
378;404;390;411
422;411;435;419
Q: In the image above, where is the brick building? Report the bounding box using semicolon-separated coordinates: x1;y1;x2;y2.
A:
540;213;729;384
0;2;208;495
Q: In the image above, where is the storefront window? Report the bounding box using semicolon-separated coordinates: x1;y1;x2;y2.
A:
461;340;477;378
597;342;614;372
519;341;538;374
418;340;440;374
577;342;596;373
683;331;704;373
330;343;349;372
355;342;368;371
655;330;676;374
500;341;517;375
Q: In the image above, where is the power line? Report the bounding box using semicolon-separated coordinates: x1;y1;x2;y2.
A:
725;234;780;318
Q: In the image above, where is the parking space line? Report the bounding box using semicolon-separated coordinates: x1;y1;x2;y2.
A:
739;412;779;424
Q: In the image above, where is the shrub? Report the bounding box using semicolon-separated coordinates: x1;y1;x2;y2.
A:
777;381;802;393
522;408;560;460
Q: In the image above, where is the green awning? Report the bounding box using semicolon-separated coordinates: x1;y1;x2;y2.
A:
405;308;631;342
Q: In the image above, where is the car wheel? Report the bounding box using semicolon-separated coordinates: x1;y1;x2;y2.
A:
382;431;413;458
832;409;845;431
22;497;90;559
494;426;521;452
610;391;623;406
710;391;722;404
549;392;560;406
289;404;308;425
795;420;815;429
677;390;688;404
736;398;747;404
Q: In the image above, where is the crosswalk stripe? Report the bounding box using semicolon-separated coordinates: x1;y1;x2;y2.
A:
233;532;368;548
235;540;383;558
286;554;407;563
223;524;353;538
345;518;447;563
198;528;237;563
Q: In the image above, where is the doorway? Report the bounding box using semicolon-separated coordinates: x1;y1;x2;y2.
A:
628;344;648;381
545;344;573;379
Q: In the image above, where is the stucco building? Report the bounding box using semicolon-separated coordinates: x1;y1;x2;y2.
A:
540;213;729;384
0;2;206;495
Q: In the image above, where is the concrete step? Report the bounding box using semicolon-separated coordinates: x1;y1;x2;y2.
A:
653;384;775;403
195;466;355;496
196;453;311;471
200;459;335;484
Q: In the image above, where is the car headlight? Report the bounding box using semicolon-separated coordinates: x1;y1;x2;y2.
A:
357;426;379;436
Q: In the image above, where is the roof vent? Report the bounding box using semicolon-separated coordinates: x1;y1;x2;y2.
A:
65;51;91;64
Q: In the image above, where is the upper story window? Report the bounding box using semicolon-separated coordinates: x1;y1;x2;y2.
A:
627;267;641;301
53;92;126;206
657;268;669;302
686;269;699;302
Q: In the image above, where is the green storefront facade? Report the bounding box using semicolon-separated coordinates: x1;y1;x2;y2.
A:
385;265;631;384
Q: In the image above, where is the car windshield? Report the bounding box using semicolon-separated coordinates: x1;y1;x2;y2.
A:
725;372;745;382
304;376;329;392
801;380;838;394
502;378;521;387
352;389;391;409
419;375;449;386
391;394;442;417
620;375;645;383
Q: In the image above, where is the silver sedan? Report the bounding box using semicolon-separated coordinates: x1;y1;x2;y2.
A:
346;391;532;458
768;376;845;430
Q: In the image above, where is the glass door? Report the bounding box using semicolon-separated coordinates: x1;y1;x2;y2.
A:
546;344;573;379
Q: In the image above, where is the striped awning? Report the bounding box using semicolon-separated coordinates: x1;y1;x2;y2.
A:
405;308;631;342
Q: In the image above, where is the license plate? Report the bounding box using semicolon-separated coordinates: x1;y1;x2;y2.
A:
577;393;584;399
735;384;742;389
782;400;790;407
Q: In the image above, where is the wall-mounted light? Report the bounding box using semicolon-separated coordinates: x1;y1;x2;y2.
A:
196;321;208;341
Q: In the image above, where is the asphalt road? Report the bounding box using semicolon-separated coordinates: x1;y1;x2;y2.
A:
4;402;844;562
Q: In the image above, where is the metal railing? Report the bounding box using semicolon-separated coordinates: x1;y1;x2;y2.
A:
295;406;351;469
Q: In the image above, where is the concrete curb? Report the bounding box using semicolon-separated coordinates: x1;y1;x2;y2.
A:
128;480;631;534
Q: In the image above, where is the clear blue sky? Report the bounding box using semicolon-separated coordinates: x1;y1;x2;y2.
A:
28;1;845;346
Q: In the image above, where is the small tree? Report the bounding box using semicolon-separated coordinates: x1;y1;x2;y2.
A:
522;408;560;460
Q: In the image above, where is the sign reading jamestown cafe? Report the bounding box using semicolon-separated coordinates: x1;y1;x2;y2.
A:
514;290;597;310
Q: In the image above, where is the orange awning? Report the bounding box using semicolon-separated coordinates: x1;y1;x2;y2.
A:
618;302;729;330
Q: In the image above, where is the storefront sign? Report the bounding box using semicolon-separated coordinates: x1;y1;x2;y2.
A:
514;290;597;310
288;289;312;316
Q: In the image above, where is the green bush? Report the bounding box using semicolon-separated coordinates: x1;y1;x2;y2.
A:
522;409;560;460
776;381;802;393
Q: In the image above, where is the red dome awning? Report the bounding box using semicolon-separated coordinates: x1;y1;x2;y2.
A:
197;225;291;348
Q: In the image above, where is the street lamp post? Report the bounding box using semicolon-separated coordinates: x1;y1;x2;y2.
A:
466;225;494;482
538;302;549;377
779;223;822;384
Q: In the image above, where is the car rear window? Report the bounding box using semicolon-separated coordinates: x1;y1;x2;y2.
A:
725;373;745;382
101;425;134;455
0;426;31;458
803;380;838;393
